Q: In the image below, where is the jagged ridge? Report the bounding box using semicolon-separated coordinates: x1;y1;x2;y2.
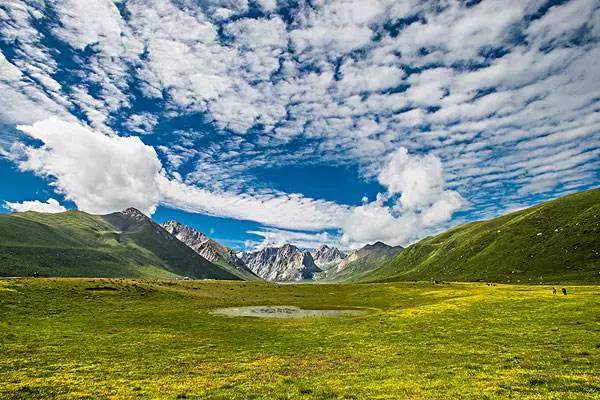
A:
241;244;321;282
161;221;258;280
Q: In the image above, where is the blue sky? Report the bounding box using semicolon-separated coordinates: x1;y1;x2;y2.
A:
0;0;598;250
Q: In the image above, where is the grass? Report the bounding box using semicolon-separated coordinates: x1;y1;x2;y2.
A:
1;278;598;399
360;188;600;284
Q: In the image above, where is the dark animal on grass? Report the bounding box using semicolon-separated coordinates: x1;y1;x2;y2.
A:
562;288;567;296
552;287;557;295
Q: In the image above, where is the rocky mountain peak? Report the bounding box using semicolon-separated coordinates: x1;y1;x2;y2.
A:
311;244;346;268
241;244;321;282
121;207;149;221
161;220;208;245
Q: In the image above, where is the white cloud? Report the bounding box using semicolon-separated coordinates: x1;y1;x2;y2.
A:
159;177;350;231
526;0;597;47
15;117;162;215
341;198;419;247
342;147;464;246
378;147;446;209
5;198;66;213
256;0;277;12
12;117;350;230
246;228;340;251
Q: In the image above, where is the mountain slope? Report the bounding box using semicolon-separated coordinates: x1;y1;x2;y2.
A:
361;188;600;283
241;244;321;281
161;221;259;280
310;245;346;269
0;208;240;280
323;241;403;282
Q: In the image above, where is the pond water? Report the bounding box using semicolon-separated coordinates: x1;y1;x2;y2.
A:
211;306;368;318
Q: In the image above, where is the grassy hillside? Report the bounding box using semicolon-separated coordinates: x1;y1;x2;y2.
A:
0;210;240;280
360;188;600;284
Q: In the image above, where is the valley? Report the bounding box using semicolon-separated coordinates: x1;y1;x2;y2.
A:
1;188;597;284
0;190;598;400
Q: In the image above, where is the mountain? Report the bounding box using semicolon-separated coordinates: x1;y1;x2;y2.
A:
161;221;258;280
310;245;346;269
360;188;600;284
241;244;322;281
0;208;240;280
322;241;404;282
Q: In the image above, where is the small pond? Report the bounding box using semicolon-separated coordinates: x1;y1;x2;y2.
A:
211;306;368;318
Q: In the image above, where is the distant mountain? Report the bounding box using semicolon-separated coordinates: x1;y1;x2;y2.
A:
310;245;346;269
161;221;258;280
241;244;322;281
0;207;240;280
360;188;600;284
322;241;404;282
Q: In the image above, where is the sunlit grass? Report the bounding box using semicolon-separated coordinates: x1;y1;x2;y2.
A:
1;278;598;399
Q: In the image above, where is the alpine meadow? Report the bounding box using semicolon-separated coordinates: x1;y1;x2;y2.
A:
0;0;599;399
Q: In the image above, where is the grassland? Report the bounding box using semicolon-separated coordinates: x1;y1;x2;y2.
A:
360;188;600;284
1;278;598;399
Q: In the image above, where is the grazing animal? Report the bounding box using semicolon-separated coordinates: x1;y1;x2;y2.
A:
561;287;567;296
552;287;557;295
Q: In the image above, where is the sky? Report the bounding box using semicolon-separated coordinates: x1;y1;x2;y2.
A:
0;0;598;251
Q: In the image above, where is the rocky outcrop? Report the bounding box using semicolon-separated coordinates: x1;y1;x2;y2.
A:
241;244;322;281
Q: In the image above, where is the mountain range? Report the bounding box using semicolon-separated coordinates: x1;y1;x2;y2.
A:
161;221;258;280
241;244;322;281
0;188;598;283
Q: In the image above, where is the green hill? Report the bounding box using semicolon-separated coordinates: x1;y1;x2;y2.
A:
0;208;240;280
359;188;600;284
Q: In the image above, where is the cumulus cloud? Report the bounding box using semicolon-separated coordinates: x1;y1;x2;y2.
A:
124;113;159;134
341;147;464;246
12;117;349;229
377;148;446;209
15;117;162;215
5;198;66;213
